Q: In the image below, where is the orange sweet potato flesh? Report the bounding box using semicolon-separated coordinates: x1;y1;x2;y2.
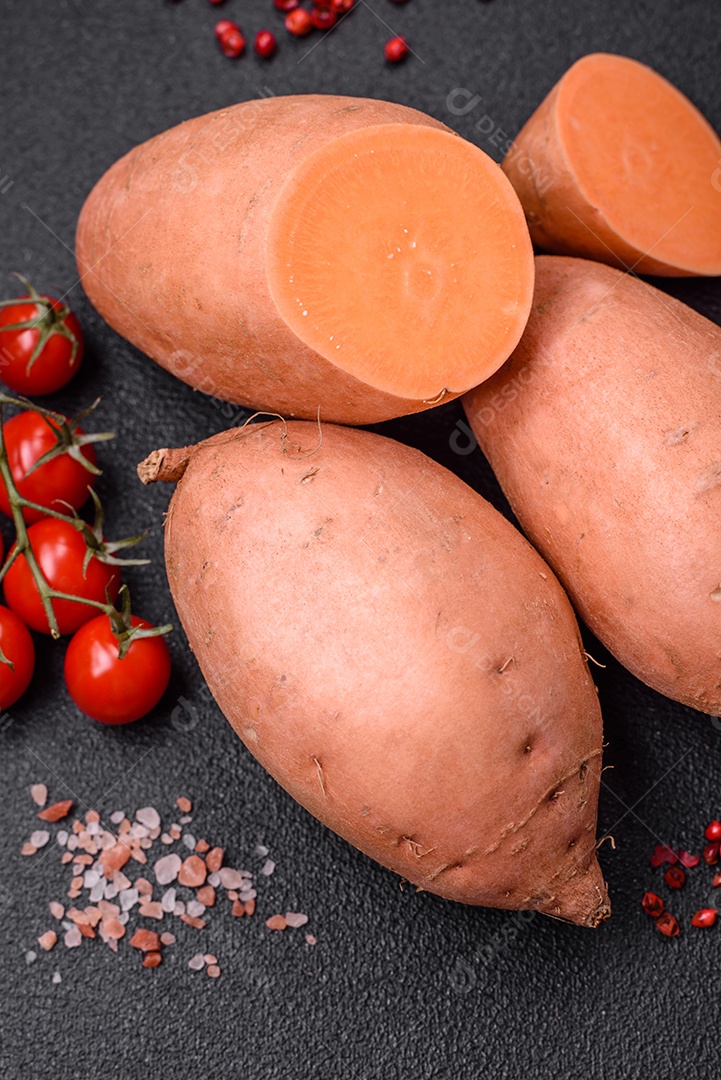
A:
139;422;609;927
76;95;534;425
464;256;721;714
503;54;721;276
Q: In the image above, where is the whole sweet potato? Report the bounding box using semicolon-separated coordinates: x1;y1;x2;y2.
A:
464;256;721;714
76;95;533;425
139;421;609;926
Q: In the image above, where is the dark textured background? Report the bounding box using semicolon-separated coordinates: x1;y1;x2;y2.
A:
1;2;720;1077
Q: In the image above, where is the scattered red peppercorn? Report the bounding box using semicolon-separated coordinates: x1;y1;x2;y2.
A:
331;0;355;11
650;844;678;868
664;865;686;889
691;908;718;928
285;8;313;35
384;35;409;63
705;820;721;842
254;30;277;58
311;6;337;29
275;0;299;9
656;911;680;938
713;871;721;887
703;841;719;865
678;849;700;868
207;0;225;5
217;23;246;58
214;19;234;38
641;892;665;918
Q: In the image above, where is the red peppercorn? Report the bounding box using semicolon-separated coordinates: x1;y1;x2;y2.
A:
713;871;721;887
703;841;719;865
663;865;686;889
384;35;409;63
311;5;337;29
254;30;277;58
207;0;225;5
656;911;680;937
691;908;718;928
274;0;299;9
678;849;700;868
214;19;234;38
641;892;665;918
331;0;355;11
650;844;678;867
285;8;313;35
705;820;721;842
218;25;245;58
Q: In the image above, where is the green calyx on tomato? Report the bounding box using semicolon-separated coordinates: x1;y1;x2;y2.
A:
0;273;83;379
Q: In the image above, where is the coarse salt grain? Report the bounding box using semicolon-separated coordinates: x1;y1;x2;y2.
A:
30;784;47;807
110;810;125;825
49;902;64;921
188;953;205;971
305;934;317;946
179;816;193;826
64;927;82;949
219;868;243;890
285;912;309;928
161;888;177;913
265;914;287;931
25;950;37;964
38;930;57;951
261;859;275;877
154;852;181;885
206;965;221;979
182;834;196;850
255;844;269;858
176;797;192;814
30;830;49;848
52;971;62;984
160;932;176;946
136;807;161;831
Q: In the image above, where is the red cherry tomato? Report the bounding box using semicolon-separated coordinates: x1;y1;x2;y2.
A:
0;411;97;524
65;615;171;725
3;518;120;635
0;290;83;396
0;604;35;709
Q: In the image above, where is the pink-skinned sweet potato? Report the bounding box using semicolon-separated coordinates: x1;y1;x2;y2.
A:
464;256;721;714
139;420;609;926
76;95;534;425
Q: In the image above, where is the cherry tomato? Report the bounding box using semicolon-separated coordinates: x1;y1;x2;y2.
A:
65;615;171;725
3;518;120;635
0;604;35;709
0;411;97;524
0;287;83;396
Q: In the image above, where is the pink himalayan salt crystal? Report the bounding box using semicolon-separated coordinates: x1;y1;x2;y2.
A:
136;807;161;831
285;912;309;929
49;902;64;921
30;830;49;848
138;902;164;920
265;914;287;931
218;868;244;890
305;934;317;946
154;853;182;885
188;954;205;971
160;932;176;946
206;965;221;979
38;930;57;951
64;927;82;949
30;784;47;807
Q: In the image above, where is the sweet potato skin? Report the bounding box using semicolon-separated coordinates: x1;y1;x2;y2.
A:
152;421;608;926
464;256;721;714
75;96;462;425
